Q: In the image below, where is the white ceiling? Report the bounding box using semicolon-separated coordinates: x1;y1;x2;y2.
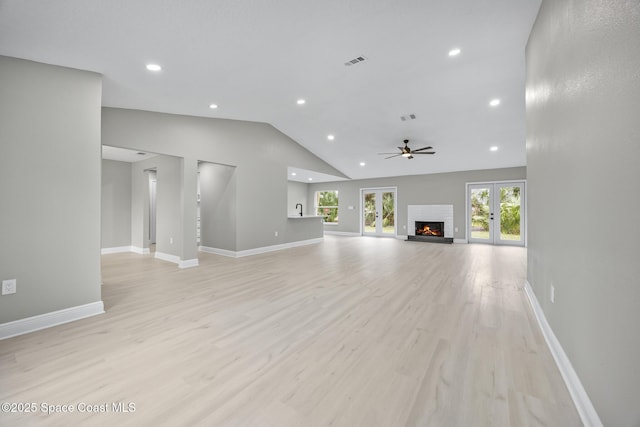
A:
102;146;158;163
287;167;348;184
0;0;541;180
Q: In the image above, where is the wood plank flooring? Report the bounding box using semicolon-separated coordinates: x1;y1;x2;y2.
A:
0;236;581;426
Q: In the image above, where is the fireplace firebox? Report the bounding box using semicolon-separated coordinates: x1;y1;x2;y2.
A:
407;221;453;243
415;221;444;237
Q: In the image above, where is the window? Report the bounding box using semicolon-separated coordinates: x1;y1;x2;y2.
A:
316;191;339;224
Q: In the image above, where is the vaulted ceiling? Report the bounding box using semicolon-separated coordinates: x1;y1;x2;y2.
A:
0;0;541;180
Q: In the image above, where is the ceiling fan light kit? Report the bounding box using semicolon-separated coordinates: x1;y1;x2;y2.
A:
378;139;436;160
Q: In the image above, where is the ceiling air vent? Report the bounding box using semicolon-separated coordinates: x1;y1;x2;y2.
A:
344;56;367;66
400;114;417;121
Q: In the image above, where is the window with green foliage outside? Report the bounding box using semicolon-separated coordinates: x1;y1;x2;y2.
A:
316;191;338;224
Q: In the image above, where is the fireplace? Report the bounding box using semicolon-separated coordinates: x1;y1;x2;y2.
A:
415;221;444;237
407;220;453;243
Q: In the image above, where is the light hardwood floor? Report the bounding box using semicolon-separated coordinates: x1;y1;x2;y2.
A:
0;236;580;426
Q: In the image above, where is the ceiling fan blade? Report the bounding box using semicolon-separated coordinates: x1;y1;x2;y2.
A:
378;152;402;155
412;146;433;152
411;151;435;154
385;154;402;159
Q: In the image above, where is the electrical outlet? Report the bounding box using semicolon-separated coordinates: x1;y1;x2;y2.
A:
550;283;555;303
403;225;406;230
455;227;459;233
2;279;16;295
170;237;173;244
274;231;278;237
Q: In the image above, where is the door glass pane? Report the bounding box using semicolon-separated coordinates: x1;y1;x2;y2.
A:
499;186;522;241
471;187;491;240
381;191;394;234
364;192;376;233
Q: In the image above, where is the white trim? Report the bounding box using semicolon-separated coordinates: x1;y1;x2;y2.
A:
524;281;603;427
324;231;360;237
236;238;323;257
0;301;105;340
179;258;199;269
199;238;323;258
131;246;150;255
101;246;132;255
453;238;468;244
199;246;237;257
466;179;528;185
396;234;408;240
154;251;181;264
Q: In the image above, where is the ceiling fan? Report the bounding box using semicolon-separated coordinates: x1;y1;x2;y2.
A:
378;139;436;159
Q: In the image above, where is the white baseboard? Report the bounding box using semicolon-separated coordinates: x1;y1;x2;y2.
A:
524;281;602;427
101;246;132;254
396;235;408;240
155;251;181;264
454;238;468;244
0;301;105;340
179;258;199;269
200;238;323;258
131;246;150;255
199;246;236;257
323;231;360;237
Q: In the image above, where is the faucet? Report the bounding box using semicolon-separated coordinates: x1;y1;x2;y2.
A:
295;203;303;217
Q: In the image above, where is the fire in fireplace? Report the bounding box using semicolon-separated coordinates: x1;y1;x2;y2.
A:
415;221;444;237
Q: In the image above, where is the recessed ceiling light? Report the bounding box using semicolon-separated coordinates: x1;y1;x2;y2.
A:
448;48;461;56
359;162;366;166
308;177;313;181
291;172;297;176
209;104;218;109
146;64;162;72
489;99;501;107
327;134;335;141
490;146;499;151
297;99;306;105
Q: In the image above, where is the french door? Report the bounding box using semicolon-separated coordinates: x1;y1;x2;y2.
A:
362;188;396;237
468;181;525;246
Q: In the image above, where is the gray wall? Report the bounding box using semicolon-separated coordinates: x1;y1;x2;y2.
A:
309;167;526;238
199;162;237;251
154;156;184;258
102;107;346;252
130;163;151;251
287;181;309;216
0;56;102;323
130;155;186;257
101;159;132;249
526;1;640;425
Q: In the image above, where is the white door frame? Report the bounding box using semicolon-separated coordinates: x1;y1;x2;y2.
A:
360;187;398;237
465;180;527;246
149;174;157;244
